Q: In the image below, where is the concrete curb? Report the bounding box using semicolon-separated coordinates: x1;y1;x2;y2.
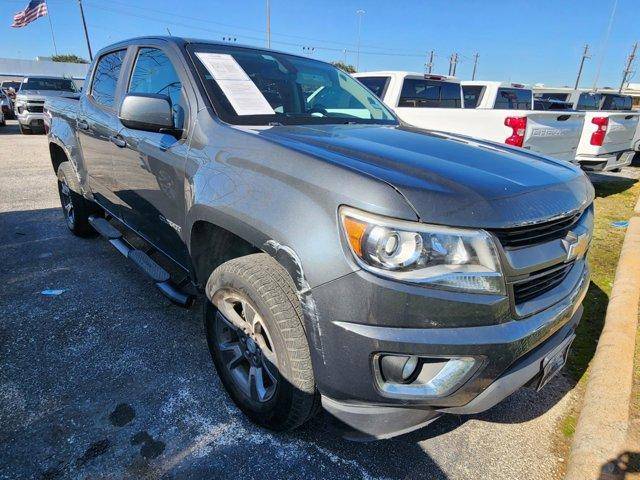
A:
565;197;640;479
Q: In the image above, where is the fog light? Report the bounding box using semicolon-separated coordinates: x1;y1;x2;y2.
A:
375;354;479;399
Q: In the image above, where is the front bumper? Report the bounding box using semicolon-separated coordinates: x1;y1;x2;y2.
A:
311;260;589;439
16;111;45;129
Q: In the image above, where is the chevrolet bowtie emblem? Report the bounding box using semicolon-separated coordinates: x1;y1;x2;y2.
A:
562;231;590;262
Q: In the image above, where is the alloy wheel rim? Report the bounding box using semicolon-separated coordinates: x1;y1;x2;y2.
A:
212;289;278;403
59;179;75;228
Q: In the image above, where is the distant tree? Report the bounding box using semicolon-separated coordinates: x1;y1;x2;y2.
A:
51;54;89;64
331;61;357;74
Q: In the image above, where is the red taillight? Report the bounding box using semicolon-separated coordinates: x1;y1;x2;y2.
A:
504;116;527;147
590;116;608;146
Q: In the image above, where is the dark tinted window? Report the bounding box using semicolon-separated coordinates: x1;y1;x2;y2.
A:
535;92;570;102
129;48;185;128
462;85;484;108
577;92;601;111
398;79;462;108
22;78;77;92
494;88;532;109
91;50;126;108
602;94;632;111
357;76;390;99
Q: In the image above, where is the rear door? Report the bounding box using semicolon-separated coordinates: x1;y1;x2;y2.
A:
523;112;585;161
110;44;193;267
77;48;128;215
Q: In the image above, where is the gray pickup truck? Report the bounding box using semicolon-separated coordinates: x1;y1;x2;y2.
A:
46;36;594;440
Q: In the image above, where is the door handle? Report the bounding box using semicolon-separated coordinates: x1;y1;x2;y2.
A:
110;135;126;148
77;119;89;130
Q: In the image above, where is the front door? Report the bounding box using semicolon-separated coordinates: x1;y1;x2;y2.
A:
77;48;128;216
110;46;191;267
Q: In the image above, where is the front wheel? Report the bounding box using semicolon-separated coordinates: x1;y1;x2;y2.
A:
204;253;319;431
19;124;30;135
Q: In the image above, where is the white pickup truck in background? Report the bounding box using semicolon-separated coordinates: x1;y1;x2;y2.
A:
535;87;639;171
354;72;585;163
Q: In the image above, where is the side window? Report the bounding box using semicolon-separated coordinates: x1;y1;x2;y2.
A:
129;48;185;128
91;50;127;108
494;88;532;109
462;85;485;108
398;79;462;108
357;76;390;99
577;93;601;111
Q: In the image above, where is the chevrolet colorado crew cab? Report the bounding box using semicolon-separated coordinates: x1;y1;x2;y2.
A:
354;72;585;163
46;37;594;440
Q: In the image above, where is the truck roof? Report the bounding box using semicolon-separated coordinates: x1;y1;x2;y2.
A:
462;80;530;89
355;71;459;82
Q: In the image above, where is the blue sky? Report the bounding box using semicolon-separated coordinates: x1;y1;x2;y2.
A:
1;0;638;88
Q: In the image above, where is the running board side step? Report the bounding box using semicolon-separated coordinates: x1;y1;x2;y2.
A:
89;215;194;307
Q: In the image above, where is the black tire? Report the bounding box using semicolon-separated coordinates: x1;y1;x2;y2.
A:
19;124;30;135
56;161;96;237
205;253;319;431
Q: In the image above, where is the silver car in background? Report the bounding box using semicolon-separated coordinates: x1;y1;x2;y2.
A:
15;76;79;134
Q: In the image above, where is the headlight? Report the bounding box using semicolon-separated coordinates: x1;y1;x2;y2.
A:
339;206;505;294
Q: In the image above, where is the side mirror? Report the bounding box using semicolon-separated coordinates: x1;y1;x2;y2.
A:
119;93;178;134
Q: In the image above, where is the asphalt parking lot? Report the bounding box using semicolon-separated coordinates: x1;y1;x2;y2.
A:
0;119;633;480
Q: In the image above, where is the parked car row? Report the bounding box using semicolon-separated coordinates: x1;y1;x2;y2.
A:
355;71;639;172
44;37;595;440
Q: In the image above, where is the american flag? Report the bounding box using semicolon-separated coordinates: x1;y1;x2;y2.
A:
11;0;48;28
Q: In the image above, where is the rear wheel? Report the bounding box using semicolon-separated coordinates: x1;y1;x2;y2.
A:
204;253;319;431
19;124;30;135
56;161;96;237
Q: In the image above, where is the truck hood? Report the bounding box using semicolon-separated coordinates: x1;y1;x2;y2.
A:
16;90;79;102
250;124;594;229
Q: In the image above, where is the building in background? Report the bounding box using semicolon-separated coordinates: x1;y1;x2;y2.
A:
0;57;89;89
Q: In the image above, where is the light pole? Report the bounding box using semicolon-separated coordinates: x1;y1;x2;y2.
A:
266;0;271;48
355;9;365;72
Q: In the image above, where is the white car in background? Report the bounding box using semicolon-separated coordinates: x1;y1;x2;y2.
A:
354;72;585;163
535;87;639;171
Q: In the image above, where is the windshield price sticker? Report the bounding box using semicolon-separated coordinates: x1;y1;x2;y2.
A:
195;52;275;116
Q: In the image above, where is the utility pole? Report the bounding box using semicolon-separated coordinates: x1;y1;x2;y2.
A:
426;50;435;74
302;46;316;56
77;0;93;61
355;9;365;72
266;0;271;48
448;53;458;76
471;52;479;80
619;42;638;92
574;44;591;90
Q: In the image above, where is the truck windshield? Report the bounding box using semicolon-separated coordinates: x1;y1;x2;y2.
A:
398;79;462;108
21;78;77;92
189;44;396;126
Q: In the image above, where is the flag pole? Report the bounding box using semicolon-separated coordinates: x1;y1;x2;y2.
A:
46;3;58;56
77;0;93;61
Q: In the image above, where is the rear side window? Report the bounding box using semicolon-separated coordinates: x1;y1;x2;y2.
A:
494;88;532;109
577;92;601;111
398;79;462;108
536;93;570;102
91;49;126;108
129;47;186;128
602;94;632;111
357;76;390;99
462;85;485;108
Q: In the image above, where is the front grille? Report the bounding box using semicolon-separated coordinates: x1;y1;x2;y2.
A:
492;210;584;248
513;262;573;304
27;105;44;113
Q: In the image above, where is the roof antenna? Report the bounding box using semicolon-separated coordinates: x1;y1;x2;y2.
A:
166;27;172;36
